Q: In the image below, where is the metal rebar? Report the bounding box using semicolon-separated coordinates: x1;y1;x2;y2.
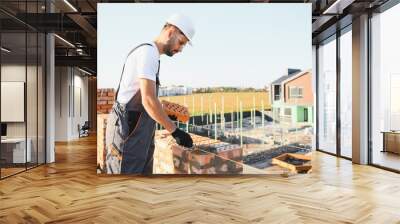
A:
262;100;264;129
221;96;224;132
192;95;195;126
201;95;204;123
236;96;239;135
231;110;234;131
240;101;243;147
214;102;217;140
253;96;256;129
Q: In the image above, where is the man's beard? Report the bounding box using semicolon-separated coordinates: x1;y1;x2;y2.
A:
165;48;174;57
164;39;175;57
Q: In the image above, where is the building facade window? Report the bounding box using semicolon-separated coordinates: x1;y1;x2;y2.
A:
284;108;292;116
289;86;304;99
274;85;281;101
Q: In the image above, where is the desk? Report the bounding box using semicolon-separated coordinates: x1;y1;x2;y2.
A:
1;138;32;163
382;131;400;154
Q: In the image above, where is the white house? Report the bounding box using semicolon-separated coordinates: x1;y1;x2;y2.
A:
158;85;193;96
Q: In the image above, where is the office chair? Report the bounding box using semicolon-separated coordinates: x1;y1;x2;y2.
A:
79;121;90;138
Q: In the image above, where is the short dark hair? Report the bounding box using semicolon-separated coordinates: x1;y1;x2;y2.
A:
163;23;184;36
163;23;173;29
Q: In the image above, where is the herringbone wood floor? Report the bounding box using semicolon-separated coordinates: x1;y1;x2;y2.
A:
1;135;400;223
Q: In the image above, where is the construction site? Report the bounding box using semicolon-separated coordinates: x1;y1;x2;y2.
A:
97;90;313;175
153;104;313;175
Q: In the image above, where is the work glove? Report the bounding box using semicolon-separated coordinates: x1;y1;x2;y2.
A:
171;128;193;148
168;115;178;121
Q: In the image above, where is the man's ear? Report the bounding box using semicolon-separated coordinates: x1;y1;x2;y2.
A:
167;27;174;38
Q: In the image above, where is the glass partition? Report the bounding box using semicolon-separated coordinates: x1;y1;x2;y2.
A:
1;31;28;177
339;28;352;158
371;4;400;171
317;36;337;155
0;1;47;179
38;31;45;165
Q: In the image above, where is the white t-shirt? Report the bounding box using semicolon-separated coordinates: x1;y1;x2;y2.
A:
116;42;160;104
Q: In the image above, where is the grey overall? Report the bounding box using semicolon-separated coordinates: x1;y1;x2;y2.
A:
105;43;160;174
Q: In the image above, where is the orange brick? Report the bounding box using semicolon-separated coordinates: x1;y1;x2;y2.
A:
98;96;114;101
171;145;191;173
97;109;107;114
101;104;113;109
190;151;215;167
161;100;190;123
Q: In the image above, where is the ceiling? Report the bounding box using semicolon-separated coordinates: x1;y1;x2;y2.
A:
0;0;394;75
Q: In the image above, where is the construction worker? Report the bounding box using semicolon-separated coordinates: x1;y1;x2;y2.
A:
106;14;194;174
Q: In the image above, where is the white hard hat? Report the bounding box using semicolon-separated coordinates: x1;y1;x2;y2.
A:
166;13;195;46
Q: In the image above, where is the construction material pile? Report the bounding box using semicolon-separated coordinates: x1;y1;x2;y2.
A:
271;153;311;173
155;131;243;174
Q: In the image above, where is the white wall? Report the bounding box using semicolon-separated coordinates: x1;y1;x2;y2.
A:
71;72;89;139
54;67;89;141
55;67;69;141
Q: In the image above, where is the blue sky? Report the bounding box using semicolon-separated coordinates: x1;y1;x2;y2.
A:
98;3;311;89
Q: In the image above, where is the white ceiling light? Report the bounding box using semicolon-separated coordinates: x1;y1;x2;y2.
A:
54;34;75;48
1;47;11;53
78;67;92;76
323;0;355;15
63;0;78;12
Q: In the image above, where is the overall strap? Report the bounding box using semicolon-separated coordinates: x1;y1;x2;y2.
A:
114;43;154;101
156;60;161;87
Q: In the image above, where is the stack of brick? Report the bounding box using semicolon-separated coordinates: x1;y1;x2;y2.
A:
96;116;243;174
97;114;108;173
171;135;217;174
190;143;243;174
154;131;243;174
97;88;115;114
